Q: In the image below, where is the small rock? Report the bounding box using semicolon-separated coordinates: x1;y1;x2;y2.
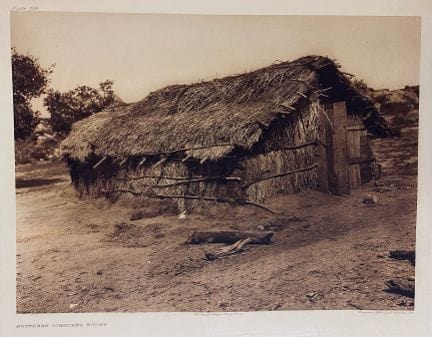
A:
96;270;103;275
69;303;80;309
306;292;317;298
273;303;282;310
363;194;379;205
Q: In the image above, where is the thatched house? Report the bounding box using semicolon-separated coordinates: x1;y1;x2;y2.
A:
61;56;389;211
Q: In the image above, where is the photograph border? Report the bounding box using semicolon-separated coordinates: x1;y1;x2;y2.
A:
1;1;431;337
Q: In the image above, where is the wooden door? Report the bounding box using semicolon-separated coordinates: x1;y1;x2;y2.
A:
317;101;374;194
346;116;375;187
317;101;350;195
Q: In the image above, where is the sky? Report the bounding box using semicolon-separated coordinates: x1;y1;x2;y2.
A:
10;13;421;116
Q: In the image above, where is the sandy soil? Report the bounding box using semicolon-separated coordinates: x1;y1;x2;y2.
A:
15;127;417;313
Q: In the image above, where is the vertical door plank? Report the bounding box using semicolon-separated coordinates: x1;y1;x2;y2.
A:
324;103;337;193
347;130;361;188
331;102;350;194
316;100;329;192
359;131;374;184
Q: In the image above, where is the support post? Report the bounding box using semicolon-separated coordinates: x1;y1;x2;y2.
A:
331;102;350;194
316;101;329;192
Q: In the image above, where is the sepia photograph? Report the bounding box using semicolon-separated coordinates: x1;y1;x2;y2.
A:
11;13;420;314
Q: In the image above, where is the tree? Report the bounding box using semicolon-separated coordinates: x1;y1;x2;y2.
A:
44;80;121;134
11;48;53;139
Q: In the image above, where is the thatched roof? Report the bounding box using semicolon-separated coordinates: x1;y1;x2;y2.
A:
61;55;389;163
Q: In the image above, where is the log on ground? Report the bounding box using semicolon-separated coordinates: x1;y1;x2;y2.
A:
204;238;252;261
389;250;415;265
384;279;415;298
188;230;273;245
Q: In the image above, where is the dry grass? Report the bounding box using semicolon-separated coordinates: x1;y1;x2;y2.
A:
242;100;320;202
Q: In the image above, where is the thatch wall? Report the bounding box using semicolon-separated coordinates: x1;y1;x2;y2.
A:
70;157;246;211
69;98;321;208
241;99;320;202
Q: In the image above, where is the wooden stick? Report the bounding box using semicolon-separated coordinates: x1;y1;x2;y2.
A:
138;143;233;157
243;200;276;215
182;154;192;162
133;176;241;188
216;140;318;161
138;157;147;167
277;140;317;151
243;163;318;189
92;156;107;169
297;91;308;98
279;104;296;111
188;230;273;245
287;79;306;82
127;174;195;181
101;189;275;214
152;157;167;168
149;176;241;188
205;238;253;261
172;140;317;163
126;174;239;182
103;188;222;201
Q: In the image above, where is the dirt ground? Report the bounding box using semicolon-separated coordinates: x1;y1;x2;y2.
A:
15;126;417;313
